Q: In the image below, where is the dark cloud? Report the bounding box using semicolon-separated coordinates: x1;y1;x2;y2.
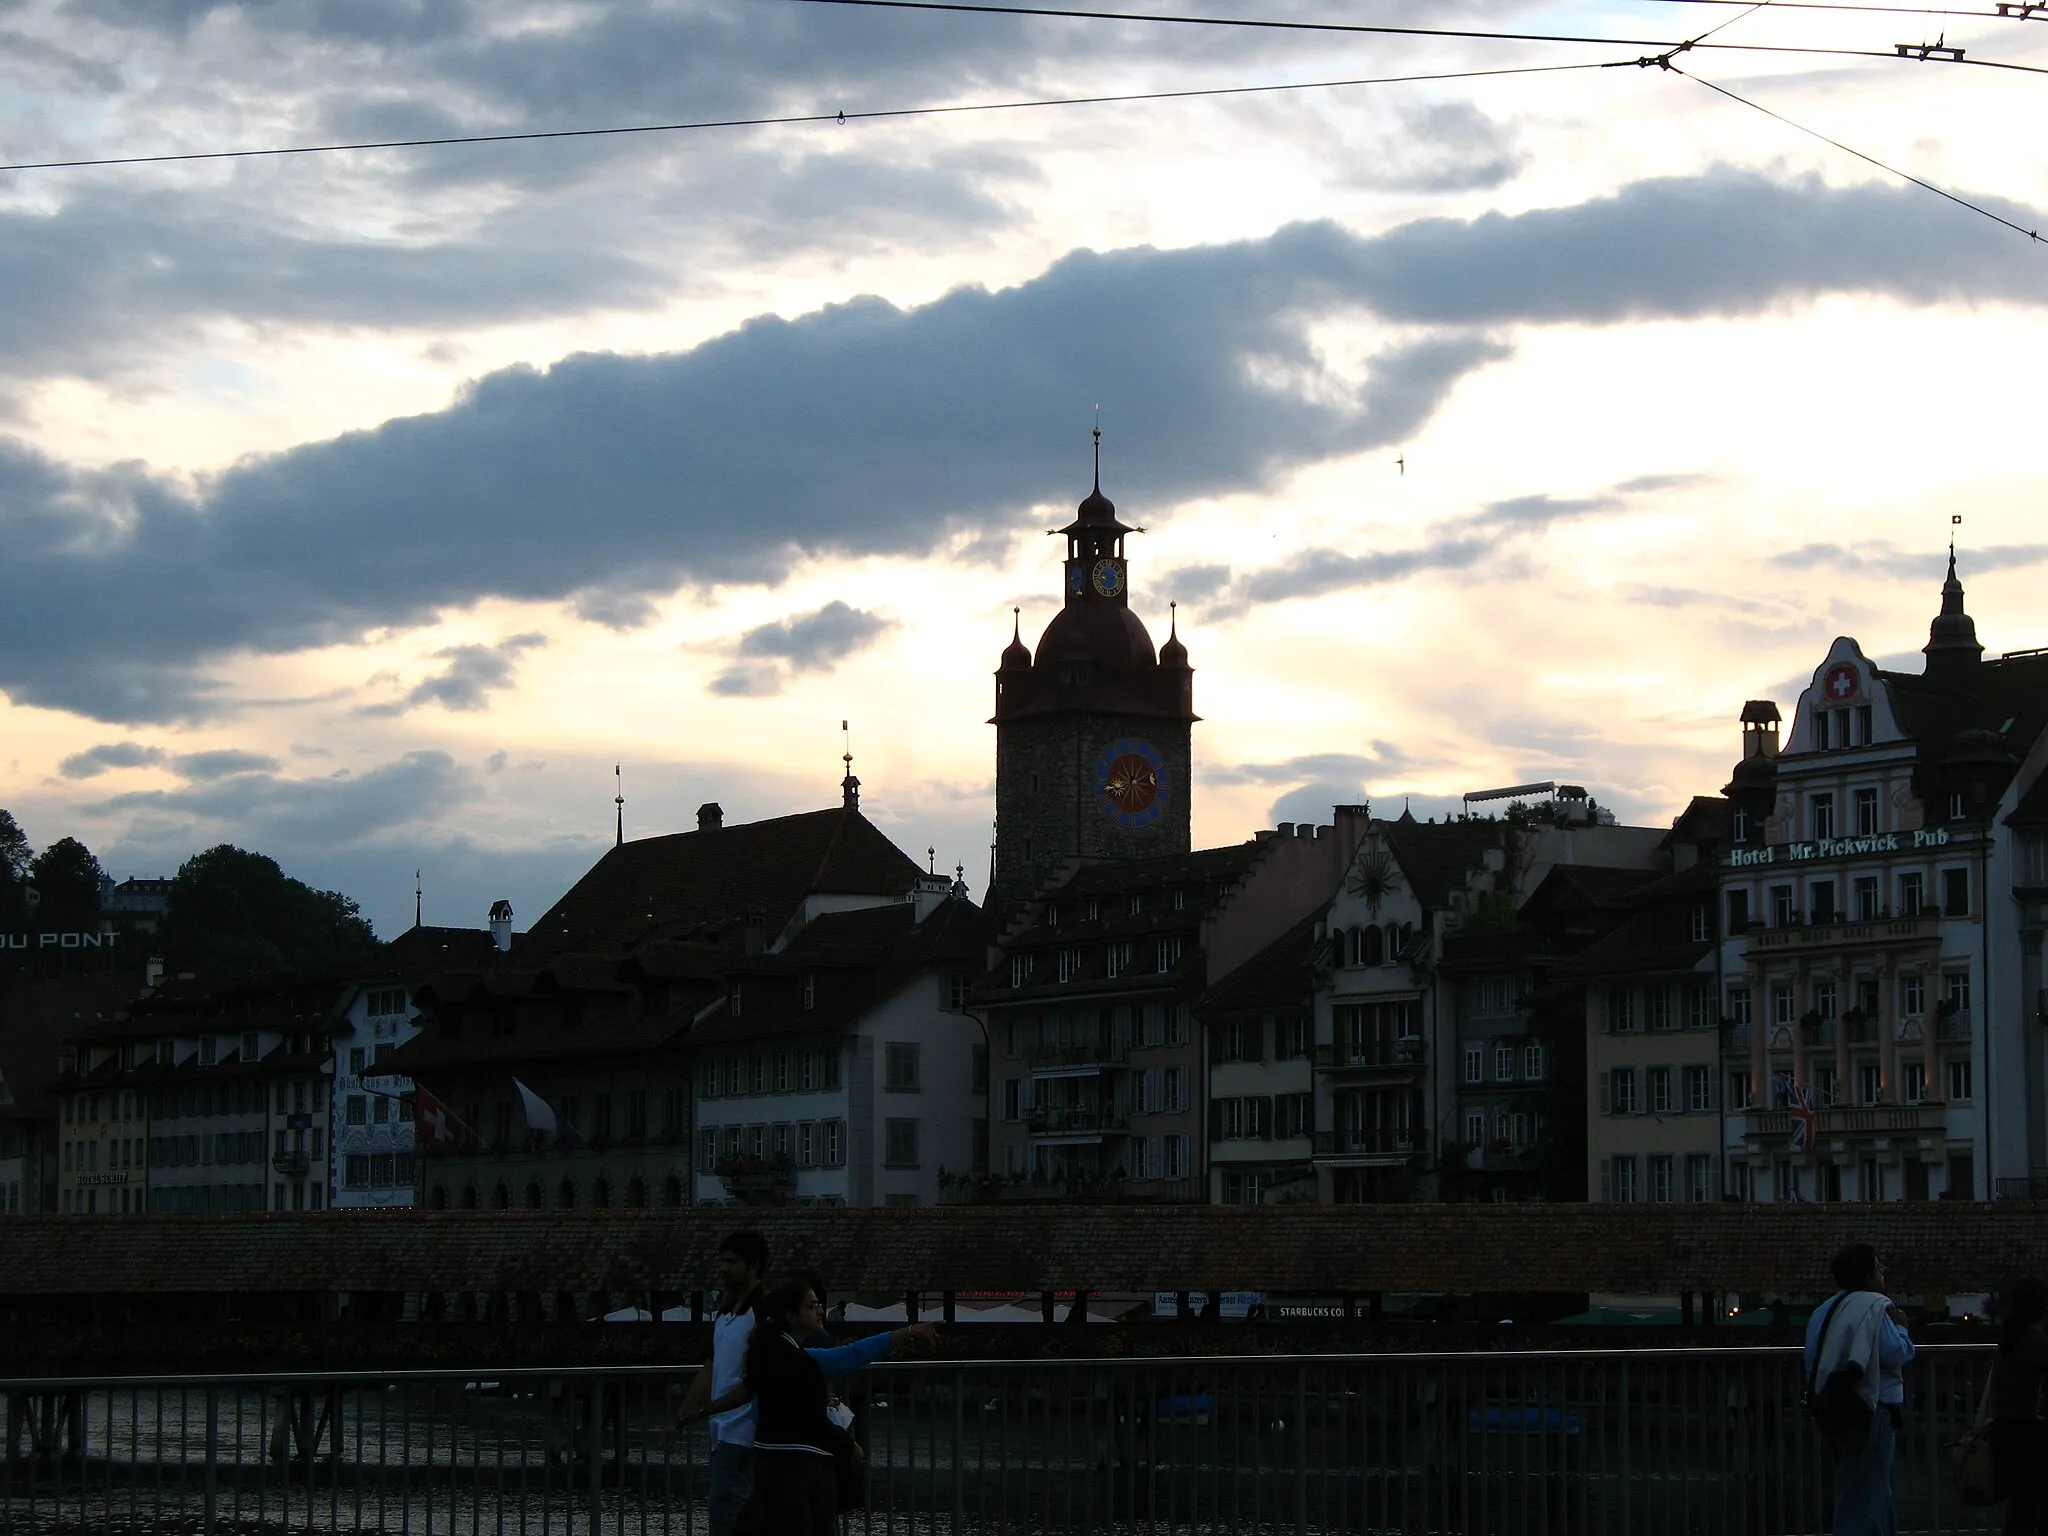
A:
169;748;284;780
735;601;895;672
1773;541;2048;577
84;749;479;847
356;634;546;717
7;169;2046;722
59;741;166;778
1351;101;1525;194
707;663;786;698
1211;746;1412;788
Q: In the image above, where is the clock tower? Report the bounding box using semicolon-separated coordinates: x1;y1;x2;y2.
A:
991;435;1195;912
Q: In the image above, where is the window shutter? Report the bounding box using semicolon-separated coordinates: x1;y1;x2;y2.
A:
1598;1071;1611;1116
1208;1025;1226;1067
1208;1100;1224;1141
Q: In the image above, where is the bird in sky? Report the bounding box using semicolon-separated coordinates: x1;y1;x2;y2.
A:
1396;454;1405;476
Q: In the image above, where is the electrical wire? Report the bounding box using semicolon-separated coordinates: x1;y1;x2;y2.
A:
1669;62;2045;242
1630;0;2030;14
0;59;1619;173
780;0;2048;77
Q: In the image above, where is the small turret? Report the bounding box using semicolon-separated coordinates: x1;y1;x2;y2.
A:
1923;547;1984;688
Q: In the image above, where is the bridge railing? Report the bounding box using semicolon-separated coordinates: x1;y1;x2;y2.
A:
1;1345;2002;1535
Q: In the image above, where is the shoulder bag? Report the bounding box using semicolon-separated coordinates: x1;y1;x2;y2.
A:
1806;1293;1874;1437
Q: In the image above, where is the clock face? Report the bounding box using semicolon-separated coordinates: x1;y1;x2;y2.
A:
1095;738;1169;828
1091;559;1124;598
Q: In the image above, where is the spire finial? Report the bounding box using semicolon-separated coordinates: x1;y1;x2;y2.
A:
415;869;422;929
1011;606;1021;642
614;763;624;847
928;846;935;874
1168;599;1178;639
840;719;860;809
1091;405;1102;495
1950;512;1962;576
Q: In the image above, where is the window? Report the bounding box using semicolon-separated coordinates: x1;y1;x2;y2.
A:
1946;972;1973;1013
1814;1065;1837;1106
772;1123;794;1160
1173;887;1187;911
1164;1067;1188;1112
1770;885;1795;927
823;1120;846;1166
1690;905;1709;943
1128;893;1145;916
885;1043;921;1092
700;1129;718;1170
1648;1066;1673;1115
1462;1045;1482;1084
821;1049;843;1091
1857;1064;1883;1106
1901;973;1926;1017
346;1095;367;1126
1726;987;1751;1029
1494;1044;1515;1081
1009;954;1034;989
803;973;816;1011
1166;1004;1190;1047
1854;876;1880;922
1002;1078;1022;1120
1105;941;1133;978
1276;1018;1310;1060
1057;948;1085;983
1610;989;1639;1033
1684;1065;1713;1113
1523;1042;1545;1080
1221;1021;1262;1063
1950;790;1967;821
1903;1062;1928;1104
1812;794;1836;840
1606;1156;1639;1203
1898;871;1924;917
1155;936;1185;972
1730;1070;1753;1110
1813;978;1837;1022
1609;1068;1640;1115
1649;1155;1674;1204
1948;1059;1974;1102
1463;1109;1486;1148
1683;1154;1712;1203
348;1047;367;1075
797;1121;818;1167
1215;1097;1272;1140
947;974;973;1011
369;1152;394;1188
1162;1133;1189;1179
729;982;743;1018
1811;880;1837;924
366;987;406;1017
1854;787;1880;836
1280;1093;1313;1137
1943;867;1970;916
1648;988;1675;1031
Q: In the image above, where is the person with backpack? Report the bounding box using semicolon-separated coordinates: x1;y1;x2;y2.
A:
1988;1278;2048;1533
1804;1243;1914;1536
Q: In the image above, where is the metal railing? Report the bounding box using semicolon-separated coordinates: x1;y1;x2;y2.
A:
0;1346;2003;1534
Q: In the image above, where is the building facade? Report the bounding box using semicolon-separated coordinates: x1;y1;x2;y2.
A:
1720;556;2048;1202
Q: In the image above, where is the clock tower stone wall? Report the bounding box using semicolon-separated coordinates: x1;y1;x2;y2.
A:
991;457;1195;914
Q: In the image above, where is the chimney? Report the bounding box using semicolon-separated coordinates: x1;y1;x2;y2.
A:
1740;700;1782;760
488;900;514;952
144;954;165;991
698;802;724;832
744;905;767;955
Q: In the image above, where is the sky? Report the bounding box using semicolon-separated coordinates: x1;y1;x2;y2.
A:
3;0;2046;939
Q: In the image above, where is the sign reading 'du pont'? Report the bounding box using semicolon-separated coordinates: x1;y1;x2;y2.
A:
1725;827;1957;870
0;931;119;950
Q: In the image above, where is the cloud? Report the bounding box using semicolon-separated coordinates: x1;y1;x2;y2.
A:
84;749;479;848
1211;746;1413;790
1773;541;2048;578
7;169;2046;722
168;749;284;780
708;663;786;698
1345;101;1526;194
356;633;546;717
736;601;895;672
60;741;167;778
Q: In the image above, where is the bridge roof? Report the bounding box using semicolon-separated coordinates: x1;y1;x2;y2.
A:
3;1203;2045;1296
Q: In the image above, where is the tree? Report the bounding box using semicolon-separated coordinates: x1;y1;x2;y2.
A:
158;844;378;976
26;836;106;930
0;810;28;882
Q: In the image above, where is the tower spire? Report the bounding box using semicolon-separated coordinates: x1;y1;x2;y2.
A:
614;764;624;847
1924;513;1983;684
841;720;860;810
415;870;422;929
1092;405;1101;495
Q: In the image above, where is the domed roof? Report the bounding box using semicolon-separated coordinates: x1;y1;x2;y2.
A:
999;609;1032;671
1036;600;1158;673
1728;755;1776;788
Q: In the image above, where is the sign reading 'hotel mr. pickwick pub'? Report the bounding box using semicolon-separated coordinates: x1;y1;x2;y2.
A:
1724;827;1963;869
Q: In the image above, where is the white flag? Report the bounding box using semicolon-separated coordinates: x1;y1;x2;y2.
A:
512;1077;557;1137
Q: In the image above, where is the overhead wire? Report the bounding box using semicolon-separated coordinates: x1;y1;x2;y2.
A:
0;59;1622;173
778;0;2048;76
1667;62;2044;241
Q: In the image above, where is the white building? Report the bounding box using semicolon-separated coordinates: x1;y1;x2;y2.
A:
691;878;992;1208
1719;555;2048;1201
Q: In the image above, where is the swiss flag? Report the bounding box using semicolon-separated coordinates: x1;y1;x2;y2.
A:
415;1086;458;1148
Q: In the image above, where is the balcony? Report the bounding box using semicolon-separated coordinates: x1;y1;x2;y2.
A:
1027;1105;1128;1142
1723;1024;1752;1055
1844;1014;1878;1045
1028;1042;1128;1077
1742;1103;1946;1144
1938;1009;1973;1042
272;1151;310;1178
1801;1019;1836;1049
1312;1128;1420;1167
1314;1039;1424;1078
